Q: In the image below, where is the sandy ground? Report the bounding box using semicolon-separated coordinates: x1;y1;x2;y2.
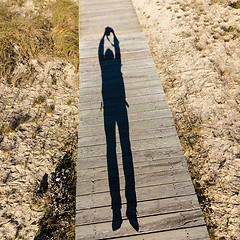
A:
0;58;79;239
131;0;240;239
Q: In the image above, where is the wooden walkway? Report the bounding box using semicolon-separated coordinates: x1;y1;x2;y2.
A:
76;0;210;239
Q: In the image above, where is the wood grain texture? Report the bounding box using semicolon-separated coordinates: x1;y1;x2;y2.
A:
76;194;200;225
77;0;209;238
76;209;206;240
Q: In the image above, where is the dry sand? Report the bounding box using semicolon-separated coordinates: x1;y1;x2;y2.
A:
0;58;79;239
131;0;240;239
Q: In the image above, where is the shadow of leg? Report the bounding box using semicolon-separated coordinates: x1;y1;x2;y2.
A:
117;110;139;232
126;206;139;232
112;208;123;231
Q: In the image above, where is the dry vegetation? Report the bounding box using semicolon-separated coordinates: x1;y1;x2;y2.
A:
0;0;78;239
0;0;78;86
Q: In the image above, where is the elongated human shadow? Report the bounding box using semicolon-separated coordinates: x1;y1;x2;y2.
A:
98;27;139;232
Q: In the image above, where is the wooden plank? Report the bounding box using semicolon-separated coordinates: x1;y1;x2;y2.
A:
79;65;158;82
80;0;130;6
79;100;169;116
79;78;161;93
79;78;162;95
79;55;155;72
80;8;136;20
78;90;163;105
78;126;176;146
79;107;170;124
76;181;196;209
75;209;206;240
78;86;164;105
80;22;140;38
76;195;200;225
78;93;168;111
80;2;134;13
80;30;141;40
96;226;210;240
80;33;148;58
79;69;159;87
80;16;138;29
78;133;180;158
78;102;170;119
79;70;158;87
77;147;185;170
78;135;180;158
77;169;192;196
77;148;184;171
81;11;136;23
80;3;135;13
78;117;175;138
77;155;187;180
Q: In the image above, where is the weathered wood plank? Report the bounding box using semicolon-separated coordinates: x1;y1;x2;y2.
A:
79;79;162;96
78;86;164;105
78;100;169;120
80;2;134;13
79;66;158;83
79;71;160;88
77;155;187;180
94;226;210;240
78;126;176;146
80;17;138;30
78;133;180;158
79;107;171;124
77;169;192;196
79;55;154;72
78;93;168;111
80;22;140;38
80;33;148;59
75;209;206;240
76;181;196;209
81;11;136;24
76;195;200;225
77;148;184;171
80;5;135;17
80;0;130;6
80;71;158;88
78;117;175;138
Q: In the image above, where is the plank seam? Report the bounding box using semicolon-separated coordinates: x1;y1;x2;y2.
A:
76;193;197;212
75;207;201;227
97;224;208;240
76;180;193;198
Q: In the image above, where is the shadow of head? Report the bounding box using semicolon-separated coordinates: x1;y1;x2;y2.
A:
105;48;114;60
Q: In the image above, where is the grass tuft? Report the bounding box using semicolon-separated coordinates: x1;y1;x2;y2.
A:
230;1;240;9
227;25;235;32
50;0;79;71
0;0;79;85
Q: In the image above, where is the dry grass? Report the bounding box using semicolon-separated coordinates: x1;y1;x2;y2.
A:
0;2;53;83
50;0;79;71
0;0;79;85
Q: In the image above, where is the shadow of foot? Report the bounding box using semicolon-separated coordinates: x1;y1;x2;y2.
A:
112;209;123;231
126;208;139;232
